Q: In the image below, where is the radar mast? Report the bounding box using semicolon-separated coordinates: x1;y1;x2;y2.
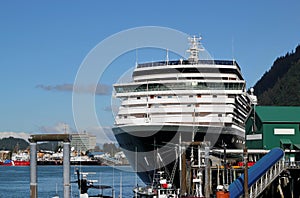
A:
187;36;203;64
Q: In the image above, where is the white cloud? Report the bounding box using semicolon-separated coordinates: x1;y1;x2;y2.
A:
36;83;111;95
39;122;75;134
0;132;31;142
39;122;116;144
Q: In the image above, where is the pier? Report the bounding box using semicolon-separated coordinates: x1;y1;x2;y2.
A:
29;134;72;198
25;135;300;198
177;143;300;198
131;135;300;198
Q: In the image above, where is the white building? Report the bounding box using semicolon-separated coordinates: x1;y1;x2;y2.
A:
71;132;96;152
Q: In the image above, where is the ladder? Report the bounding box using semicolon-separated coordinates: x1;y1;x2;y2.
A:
170;147;178;185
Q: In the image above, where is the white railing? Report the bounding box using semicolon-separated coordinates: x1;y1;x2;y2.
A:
118;106;234;115
115;115;233;125
249;160;285;198
121;97;235;106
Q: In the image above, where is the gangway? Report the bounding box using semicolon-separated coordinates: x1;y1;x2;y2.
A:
249;159;284;197
229;148;284;198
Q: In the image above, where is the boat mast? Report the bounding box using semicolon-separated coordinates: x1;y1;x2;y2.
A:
187;36;202;64
119;172;122;198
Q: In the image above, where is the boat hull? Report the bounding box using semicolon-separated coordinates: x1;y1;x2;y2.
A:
1;160;30;166
113;124;244;186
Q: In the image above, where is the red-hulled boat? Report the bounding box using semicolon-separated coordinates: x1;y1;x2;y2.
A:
1;159;30;166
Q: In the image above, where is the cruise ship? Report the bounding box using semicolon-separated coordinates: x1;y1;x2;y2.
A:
112;36;257;185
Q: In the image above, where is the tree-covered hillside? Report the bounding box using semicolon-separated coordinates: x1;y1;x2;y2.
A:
0;137;29;151
253;45;300;105
0;136;59;152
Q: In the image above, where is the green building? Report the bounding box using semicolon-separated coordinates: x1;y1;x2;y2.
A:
245;106;300;161
245;106;300;162
245;106;300;149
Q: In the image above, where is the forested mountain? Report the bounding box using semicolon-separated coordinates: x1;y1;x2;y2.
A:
253;45;300;105
0;137;29;151
0;136;59;152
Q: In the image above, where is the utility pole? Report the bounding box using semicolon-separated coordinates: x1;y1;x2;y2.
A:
204;145;211;198
223;143;227;184
244;147;249;198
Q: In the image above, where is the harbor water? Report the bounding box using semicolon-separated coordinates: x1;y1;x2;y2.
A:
0;165;142;198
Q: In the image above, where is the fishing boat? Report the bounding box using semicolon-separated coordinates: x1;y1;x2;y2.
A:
133;170;179;198
73;168;114;198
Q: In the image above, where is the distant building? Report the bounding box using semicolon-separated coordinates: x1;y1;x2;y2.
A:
70;132;96;152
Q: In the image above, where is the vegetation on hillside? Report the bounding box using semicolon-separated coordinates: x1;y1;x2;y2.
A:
0;136;120;155
253;45;300;105
0;137;29;151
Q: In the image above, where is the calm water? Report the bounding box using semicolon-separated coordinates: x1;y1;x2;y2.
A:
0;165;143;198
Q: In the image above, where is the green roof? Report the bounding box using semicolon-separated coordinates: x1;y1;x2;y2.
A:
280;139;292;145
294;144;300;150
254;106;300;122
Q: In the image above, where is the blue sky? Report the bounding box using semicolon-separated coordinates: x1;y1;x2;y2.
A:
0;1;299;143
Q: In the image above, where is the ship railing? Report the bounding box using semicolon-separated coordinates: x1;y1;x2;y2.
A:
249;160;285;198
137;60;239;68
115;82;244;93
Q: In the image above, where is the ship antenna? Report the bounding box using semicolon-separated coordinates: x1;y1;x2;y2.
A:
135;49;139;68
232;36;235;63
166;48;169;65
187;35;202;64
64;123;67;134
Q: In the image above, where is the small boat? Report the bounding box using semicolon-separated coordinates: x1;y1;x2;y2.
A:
72;168;113;198
1;159;30;166
133;171;179;198
1;151;30;166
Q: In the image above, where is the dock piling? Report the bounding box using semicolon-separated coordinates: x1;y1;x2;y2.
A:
29;134;71;198
30;142;37;198
205;146;211;197
63;142;70;198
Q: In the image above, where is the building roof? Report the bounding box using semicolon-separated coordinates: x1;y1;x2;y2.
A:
255;106;300;123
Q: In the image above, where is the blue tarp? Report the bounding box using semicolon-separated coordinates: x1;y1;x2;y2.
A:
3;159;12;164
